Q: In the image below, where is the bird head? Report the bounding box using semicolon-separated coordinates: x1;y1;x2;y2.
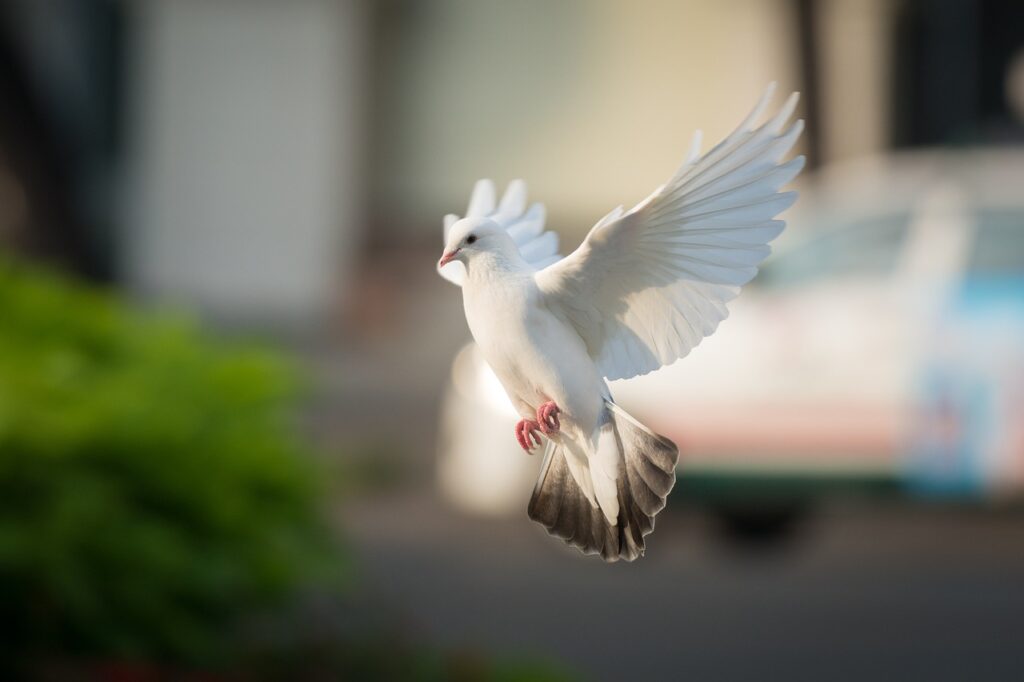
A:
438;217;507;270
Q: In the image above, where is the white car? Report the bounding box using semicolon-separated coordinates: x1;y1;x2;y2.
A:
438;151;1024;529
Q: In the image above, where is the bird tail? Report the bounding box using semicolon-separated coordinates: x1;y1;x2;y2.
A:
527;400;679;562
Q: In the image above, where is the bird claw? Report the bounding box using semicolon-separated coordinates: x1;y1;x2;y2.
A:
515;419;543;453
537;401;561;434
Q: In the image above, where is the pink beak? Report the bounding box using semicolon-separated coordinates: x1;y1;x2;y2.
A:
438;249;460;268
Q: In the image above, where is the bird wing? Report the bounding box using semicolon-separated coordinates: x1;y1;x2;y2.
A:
535;84;804;381
438;179;563;286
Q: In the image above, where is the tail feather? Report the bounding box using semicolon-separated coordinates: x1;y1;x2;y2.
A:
527;401;678;562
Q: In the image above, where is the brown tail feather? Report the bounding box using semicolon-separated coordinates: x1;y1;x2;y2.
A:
527;401;678;562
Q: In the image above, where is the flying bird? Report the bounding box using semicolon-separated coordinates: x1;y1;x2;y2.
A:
437;84;804;561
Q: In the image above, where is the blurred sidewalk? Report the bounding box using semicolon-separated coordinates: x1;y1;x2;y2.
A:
345;488;1024;682
305;246;468;479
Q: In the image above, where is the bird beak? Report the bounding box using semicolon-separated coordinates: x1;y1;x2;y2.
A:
438;248;460;268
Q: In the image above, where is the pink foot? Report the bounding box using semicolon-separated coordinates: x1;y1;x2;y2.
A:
536;401;561;434
515;419;543;452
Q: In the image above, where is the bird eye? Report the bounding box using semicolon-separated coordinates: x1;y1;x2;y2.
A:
466;234;477;245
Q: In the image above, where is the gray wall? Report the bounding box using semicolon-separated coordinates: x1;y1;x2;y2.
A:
124;0;366;328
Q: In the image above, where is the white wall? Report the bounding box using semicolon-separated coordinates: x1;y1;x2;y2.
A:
124;0;365;328
373;0;799;242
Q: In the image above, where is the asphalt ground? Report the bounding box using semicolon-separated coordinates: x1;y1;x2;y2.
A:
322;261;1024;681
345;491;1024;682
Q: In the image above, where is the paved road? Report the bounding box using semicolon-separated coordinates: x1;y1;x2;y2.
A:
345;491;1024;682
318;268;1024;681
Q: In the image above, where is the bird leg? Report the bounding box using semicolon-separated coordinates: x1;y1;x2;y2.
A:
536;401;561;434
515;419;543;452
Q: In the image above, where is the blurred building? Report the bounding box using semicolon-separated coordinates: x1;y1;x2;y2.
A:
0;0;1022;326
0;0;368;329
124;0;367;328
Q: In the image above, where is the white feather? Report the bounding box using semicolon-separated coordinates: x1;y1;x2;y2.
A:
536;85;803;380
466;179;495;217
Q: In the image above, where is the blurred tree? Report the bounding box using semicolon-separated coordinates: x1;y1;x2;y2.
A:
0;256;576;681
0;255;347;671
0;0;123;278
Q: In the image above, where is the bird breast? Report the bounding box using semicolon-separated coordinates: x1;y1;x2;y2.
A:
463;276;604;431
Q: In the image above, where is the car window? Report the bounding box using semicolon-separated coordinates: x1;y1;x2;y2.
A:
968;210;1024;275
756;214;909;289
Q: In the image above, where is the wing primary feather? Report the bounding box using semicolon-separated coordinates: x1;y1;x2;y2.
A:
506;203;546;243
656;119;801;213
643;192;797;231
661;105;801;208
674;86;789;189
685;130;703;164
735;81;777;133
650;155;805;221
466;179;496;217
497;179;527;218
768;92;800;133
519;231;559;262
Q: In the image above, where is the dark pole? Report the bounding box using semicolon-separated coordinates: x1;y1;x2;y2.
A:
794;0;822;169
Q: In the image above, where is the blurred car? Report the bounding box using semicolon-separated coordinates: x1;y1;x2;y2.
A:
438;150;1024;535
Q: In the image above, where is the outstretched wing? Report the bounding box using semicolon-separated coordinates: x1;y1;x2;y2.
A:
438;179;562;286
536;84;804;381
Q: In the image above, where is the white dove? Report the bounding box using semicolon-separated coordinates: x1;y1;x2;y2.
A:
437;85;804;561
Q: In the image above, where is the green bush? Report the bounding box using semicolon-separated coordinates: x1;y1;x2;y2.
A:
0;257;346;667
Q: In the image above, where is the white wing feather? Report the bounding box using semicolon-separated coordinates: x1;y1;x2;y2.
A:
439;179;562;286
536;84;805;380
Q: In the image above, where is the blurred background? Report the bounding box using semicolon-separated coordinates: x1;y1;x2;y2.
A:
1;0;1023;680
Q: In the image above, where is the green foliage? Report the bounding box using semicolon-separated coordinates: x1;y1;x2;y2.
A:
0;257;346;666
